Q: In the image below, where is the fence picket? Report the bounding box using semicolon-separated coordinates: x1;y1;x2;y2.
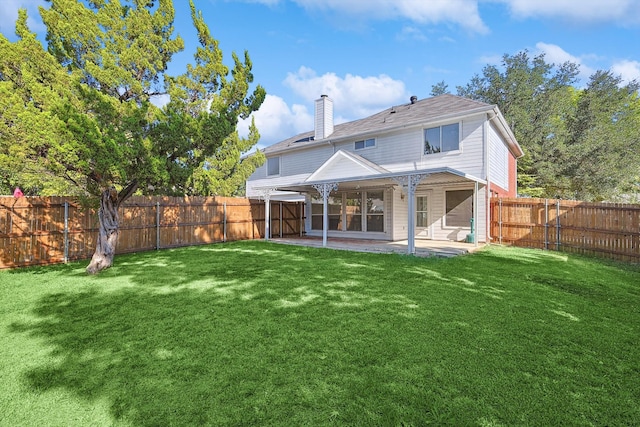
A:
491;198;640;262
0;196;305;269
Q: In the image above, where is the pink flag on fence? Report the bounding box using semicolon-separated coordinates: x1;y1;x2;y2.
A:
13;187;24;198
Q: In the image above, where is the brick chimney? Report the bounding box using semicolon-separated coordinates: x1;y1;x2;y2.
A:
314;95;334;140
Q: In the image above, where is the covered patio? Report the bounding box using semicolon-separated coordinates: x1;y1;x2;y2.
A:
270;236;480;258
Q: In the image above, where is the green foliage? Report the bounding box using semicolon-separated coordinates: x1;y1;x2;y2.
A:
0;10;80;195
560;71;640;200
0;0;265;199
457;50;580;197
1;242;639;425
429;80;450;96
188;119;266;196
455;51;640;201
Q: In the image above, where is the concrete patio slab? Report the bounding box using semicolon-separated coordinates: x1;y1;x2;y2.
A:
270;236;482;258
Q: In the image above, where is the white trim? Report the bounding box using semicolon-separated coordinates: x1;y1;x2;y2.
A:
265;105;499;156
266;156;281;177
305;150;389;182
423;121;461;156
442;187;475;229
414;190;432;239
354;137;376;151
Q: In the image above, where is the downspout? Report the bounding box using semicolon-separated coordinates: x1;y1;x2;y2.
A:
474;181;479;248
484;116;491;244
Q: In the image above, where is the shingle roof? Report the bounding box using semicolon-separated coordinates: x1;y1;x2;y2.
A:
264;94;495;155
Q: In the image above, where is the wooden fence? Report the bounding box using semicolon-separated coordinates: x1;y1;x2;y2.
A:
490;198;640;262
0;196;305;269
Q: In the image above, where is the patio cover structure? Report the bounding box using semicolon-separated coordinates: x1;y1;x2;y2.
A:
255;150;485;254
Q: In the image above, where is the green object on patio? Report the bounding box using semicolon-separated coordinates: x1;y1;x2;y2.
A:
466;217;475;243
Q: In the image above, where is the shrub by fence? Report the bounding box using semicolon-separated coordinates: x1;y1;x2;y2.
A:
490;198;640;262
0;196;305;269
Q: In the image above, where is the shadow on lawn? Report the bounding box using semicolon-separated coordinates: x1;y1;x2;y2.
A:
9;241;638;426
8;242;426;426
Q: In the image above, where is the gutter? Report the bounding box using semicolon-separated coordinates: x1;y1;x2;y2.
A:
488;107;524;158
266;105;500;156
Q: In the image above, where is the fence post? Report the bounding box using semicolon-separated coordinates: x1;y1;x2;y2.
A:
64;201;69;263
556;200;561;251
156;201;160;250
300;201;304;237
223;202;227;242
498;198;503;245
544;199;549;250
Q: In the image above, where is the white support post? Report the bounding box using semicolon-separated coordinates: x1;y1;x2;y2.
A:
259;188;276;241
393;174;429;255
265;196;271;241
312;182;338;247
474;181;479;247
408;183;416;254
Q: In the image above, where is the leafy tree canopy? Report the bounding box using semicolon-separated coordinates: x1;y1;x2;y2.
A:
455;50;639;201
0;0;266;272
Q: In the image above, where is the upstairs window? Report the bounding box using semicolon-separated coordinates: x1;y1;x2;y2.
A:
424;123;459;154
267;156;280;176
355;138;375;150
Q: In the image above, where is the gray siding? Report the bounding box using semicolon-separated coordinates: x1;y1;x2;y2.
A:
329;113;487;178
282;145;335;176
417;183;487;242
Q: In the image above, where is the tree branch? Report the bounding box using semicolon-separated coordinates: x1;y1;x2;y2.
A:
117;179;139;206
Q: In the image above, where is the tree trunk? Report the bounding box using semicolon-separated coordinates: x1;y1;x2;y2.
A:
86;187;120;274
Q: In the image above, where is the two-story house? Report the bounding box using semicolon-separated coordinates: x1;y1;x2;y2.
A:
246;94;523;253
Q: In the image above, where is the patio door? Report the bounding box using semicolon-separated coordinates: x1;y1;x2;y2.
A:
415;193;430;239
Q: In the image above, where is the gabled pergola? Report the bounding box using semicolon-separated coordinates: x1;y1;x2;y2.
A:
255;150;484;254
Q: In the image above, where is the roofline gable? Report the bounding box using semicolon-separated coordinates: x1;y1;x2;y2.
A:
305;150;390;182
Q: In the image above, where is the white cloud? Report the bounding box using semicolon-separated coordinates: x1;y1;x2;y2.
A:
0;0;46;36
397;26;428;42
535;42;595;80
478;54;503;66
239;67;410;147
292;0;488;33
495;0;640;25
283;66;409;119
611;60;640;84
238;94;313;149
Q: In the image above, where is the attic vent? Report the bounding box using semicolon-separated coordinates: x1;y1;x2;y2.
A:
294;136;315;143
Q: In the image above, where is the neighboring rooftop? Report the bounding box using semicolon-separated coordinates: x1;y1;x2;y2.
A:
264;94;497;155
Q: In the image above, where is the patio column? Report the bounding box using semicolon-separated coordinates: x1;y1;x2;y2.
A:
312;182;338;247
394;174;429;255
474;181;479;247
259;188;276;240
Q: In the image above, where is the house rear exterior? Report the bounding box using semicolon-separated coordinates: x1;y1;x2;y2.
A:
246;94;523;251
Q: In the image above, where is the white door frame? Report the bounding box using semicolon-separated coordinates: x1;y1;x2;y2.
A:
415;190;432;239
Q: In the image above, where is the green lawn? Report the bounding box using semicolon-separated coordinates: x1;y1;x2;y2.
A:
1;241;638;426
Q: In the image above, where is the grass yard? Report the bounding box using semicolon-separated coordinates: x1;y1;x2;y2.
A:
0;241;639;426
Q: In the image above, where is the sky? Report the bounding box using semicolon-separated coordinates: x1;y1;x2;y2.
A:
1;0;640;149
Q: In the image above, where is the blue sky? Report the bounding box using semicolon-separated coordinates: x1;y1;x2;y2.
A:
2;0;640;149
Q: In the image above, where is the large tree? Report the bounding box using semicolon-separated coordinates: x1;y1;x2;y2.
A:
457;51;580;197
0;0;265;273
456;51;640;201
559;71;640;200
